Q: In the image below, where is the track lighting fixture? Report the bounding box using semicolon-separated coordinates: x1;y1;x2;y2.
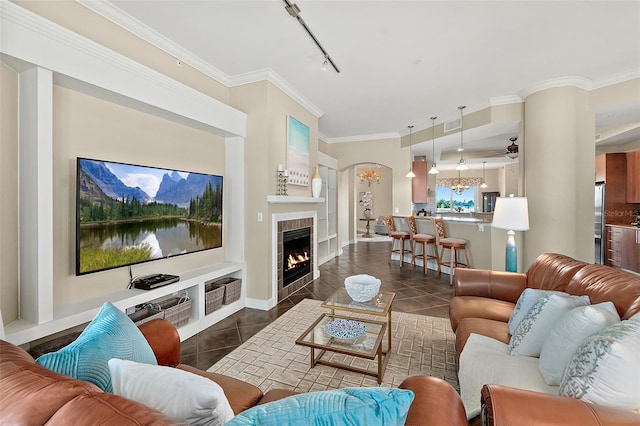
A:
428;116;439;174
321;55;328;71
283;1;340;73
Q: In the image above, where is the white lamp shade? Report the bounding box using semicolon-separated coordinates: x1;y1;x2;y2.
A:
492;197;530;231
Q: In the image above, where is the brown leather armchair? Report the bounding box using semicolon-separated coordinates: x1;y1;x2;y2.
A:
481;384;640;426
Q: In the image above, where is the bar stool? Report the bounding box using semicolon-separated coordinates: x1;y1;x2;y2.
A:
407;216;438;275
383;215;412;267
431;217;470;284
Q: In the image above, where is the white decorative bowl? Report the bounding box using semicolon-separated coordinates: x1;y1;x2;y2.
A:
344;274;381;302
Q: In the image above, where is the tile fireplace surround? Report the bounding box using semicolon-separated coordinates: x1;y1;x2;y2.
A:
275;215;315;302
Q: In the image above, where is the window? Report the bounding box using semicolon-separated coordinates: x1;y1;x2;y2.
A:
436;186;477;213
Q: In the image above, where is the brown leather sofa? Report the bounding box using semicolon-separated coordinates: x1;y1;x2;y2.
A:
1;317;467;425
450;252;640;425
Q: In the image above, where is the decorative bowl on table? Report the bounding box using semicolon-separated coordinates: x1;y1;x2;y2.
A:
344;274;381;302
324;319;366;340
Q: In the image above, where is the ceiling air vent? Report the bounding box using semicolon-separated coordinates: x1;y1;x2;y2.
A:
444;118;461;133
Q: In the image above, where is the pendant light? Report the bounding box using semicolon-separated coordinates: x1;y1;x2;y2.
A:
456;106;468;171
428;116;439;174
480;161;488;188
406;125;416;178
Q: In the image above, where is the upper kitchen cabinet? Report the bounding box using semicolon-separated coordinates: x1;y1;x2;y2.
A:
626;150;640;203
411;161;428;203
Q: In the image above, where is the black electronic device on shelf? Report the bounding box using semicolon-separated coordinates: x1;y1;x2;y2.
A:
132;273;180;290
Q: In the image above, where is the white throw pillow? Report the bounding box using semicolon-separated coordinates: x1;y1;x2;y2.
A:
108;358;234;426
538;302;620;385
509;294;590;357
459;333;558;420
559;316;640;411
508;289;568;335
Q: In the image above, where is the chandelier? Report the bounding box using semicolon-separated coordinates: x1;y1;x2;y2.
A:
450;171;470;195
358;168;381;187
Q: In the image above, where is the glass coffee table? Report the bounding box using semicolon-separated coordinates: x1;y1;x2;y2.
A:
295;313;389;383
321;288;395;352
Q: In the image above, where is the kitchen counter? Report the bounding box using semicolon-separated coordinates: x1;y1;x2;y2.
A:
390;215;517;272
606;223;640;230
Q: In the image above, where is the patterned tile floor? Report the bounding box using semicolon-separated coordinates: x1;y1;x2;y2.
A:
180;240;455;370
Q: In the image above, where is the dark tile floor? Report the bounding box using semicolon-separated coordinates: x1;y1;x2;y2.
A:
180;241;455;370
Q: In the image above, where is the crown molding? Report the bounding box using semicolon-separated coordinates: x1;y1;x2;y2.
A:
590;68;640;90
490;95;523;106
75;0;323;119
2;0;246;137
76;0;231;86
520;70;640;98
230;68;323;118
325;132;400;144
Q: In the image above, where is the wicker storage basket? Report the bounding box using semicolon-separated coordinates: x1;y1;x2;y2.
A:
156;295;192;328
204;281;225;315
215;277;242;304
128;305;164;326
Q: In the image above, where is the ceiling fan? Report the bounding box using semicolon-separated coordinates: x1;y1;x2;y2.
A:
486;137;519;159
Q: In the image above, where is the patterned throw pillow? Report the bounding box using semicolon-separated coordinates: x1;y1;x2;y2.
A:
539;302;620;385
508;289;567;335
559;316;640;411
225;387;414;426
509;294;590;357
36;302;157;393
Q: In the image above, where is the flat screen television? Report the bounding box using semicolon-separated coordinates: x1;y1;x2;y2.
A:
76;157;223;275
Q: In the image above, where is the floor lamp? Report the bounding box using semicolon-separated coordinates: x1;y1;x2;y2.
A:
492;196;529;272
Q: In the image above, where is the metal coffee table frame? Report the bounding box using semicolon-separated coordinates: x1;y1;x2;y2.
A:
295;313;389;384
321;288;395;352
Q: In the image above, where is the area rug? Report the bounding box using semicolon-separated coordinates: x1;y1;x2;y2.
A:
208;299;458;394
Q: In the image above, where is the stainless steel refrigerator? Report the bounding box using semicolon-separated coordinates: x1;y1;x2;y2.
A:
595;182;606;264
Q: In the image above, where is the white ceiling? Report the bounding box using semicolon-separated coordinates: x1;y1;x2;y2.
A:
88;1;640;169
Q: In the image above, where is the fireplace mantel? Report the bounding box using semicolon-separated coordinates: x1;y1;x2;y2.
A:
267;196;324;203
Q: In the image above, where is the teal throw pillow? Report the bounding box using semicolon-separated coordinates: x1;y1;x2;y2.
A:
225;387;414;426
36;302;157;393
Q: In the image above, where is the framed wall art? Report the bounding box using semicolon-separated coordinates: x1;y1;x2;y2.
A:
287;115;310;186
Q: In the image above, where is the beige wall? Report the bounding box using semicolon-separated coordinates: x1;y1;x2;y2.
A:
522;79;639;266
326;137;412;215
3;1;323;322
52;85;226;306
229;81;319;302
523;86;594;265
0;61;19;324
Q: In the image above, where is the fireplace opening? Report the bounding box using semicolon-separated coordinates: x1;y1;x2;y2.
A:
282;227;311;288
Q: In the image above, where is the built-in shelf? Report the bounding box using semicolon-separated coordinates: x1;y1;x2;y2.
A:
316;153;339;266
267;195;325;203
5;262;245;345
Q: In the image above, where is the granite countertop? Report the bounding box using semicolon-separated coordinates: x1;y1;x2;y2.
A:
606;223;640;229
413;215;492;224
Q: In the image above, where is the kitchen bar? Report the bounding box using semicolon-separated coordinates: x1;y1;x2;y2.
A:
390;215;524;273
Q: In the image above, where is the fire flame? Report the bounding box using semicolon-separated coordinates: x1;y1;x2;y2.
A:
287;251;310;270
